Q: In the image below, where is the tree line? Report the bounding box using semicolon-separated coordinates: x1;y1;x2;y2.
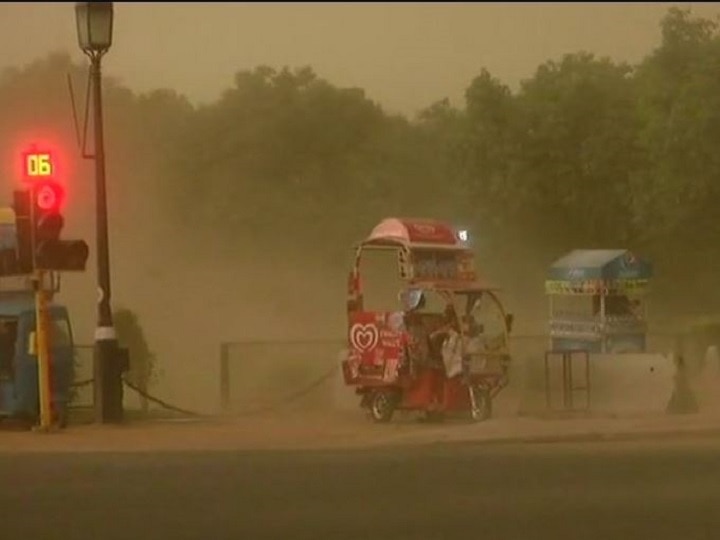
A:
0;7;717;323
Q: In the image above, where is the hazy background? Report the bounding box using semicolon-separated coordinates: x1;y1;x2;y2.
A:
2;2;720;117
0;2;719;412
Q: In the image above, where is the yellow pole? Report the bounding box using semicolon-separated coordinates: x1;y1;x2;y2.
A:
34;269;53;430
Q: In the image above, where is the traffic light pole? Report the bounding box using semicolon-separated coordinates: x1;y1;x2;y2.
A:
33;269;53;431
27;183;53;431
89;51;123;423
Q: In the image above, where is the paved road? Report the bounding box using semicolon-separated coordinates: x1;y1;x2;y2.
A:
3;435;720;540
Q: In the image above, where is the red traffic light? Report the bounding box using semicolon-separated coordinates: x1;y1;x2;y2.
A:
35;182;64;212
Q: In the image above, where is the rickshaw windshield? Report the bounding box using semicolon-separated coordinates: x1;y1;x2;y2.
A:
455;291;508;350
400;288;447;314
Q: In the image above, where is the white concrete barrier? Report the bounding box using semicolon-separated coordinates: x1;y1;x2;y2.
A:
511;351;677;417
587;353;675;415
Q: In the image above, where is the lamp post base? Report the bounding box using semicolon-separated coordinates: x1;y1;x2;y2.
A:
93;333;125;423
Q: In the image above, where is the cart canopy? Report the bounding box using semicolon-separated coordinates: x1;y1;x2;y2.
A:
547;249;652;282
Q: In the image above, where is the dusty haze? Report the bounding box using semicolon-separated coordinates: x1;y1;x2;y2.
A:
0;2;717;412
2;2;720;117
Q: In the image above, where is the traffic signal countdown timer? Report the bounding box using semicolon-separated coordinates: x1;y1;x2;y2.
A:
23;150;54;181
0;148;89;276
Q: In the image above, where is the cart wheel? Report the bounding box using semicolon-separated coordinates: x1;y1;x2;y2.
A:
470;386;492;422
368;390;397;423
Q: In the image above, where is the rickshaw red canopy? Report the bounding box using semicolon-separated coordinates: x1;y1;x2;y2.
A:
363;218;464;248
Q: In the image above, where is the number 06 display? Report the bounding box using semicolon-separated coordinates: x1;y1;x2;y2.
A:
23;151;54;180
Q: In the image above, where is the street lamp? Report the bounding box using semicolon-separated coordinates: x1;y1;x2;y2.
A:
75;2;124;423
75;2;114;53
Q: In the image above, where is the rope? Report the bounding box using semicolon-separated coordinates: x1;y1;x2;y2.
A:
231;364;340;416
122;378;206;417
67;363;340;418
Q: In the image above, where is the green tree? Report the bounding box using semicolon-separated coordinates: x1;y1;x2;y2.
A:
511;52;641;247
162;65;447;266
460;69;516;202
633;8;720;232
632;7;720;311
449;69;519;249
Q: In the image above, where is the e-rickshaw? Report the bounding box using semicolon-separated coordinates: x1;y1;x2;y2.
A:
341;218;514;423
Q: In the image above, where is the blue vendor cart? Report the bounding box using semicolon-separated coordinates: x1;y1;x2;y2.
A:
546;249;653;354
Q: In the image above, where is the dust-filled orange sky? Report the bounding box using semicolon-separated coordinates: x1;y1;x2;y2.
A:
2;2;720;117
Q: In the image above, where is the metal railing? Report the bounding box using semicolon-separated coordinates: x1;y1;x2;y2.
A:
218;339;345;413
69;344;205;417
68;332;692;416
216;333;686;413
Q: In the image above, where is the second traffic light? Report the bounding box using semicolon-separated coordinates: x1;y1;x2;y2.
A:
13;183;89;273
33;182;89;272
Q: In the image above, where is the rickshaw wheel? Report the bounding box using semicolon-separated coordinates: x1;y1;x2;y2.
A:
367;390;397;423
470;386;492;422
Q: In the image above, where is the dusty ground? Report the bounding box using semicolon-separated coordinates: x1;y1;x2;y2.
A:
4;429;720;540
4;408;720;453
4;409;720;539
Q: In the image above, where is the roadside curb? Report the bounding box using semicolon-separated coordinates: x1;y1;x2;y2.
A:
412;424;720;448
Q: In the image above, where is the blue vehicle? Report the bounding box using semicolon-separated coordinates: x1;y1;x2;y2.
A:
0;208;76;427
0;286;76;427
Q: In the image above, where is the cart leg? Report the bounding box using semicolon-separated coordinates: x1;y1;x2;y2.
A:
469;385;492;422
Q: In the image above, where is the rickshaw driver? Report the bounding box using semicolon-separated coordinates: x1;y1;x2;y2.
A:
399;289;454;366
432;296;494;379
430;304;464;378
398;290;463;414
398;289;431;369
421;300;459;414
429;304;459;355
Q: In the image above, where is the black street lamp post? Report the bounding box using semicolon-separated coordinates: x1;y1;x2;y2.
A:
75;2;124;423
